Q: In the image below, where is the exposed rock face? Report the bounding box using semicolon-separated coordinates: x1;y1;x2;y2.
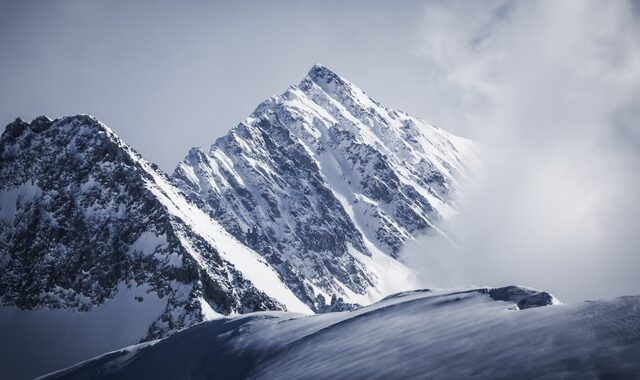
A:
488;286;558;309
0;115;308;342
173;64;478;310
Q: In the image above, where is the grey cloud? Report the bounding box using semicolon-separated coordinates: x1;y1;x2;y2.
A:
402;0;640;302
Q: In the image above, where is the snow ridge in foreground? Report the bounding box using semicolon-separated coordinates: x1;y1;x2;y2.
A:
45;286;640;380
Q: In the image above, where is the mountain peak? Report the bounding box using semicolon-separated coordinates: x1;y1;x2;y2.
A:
307;63;333;76
173;62;479;317
305;63;348;88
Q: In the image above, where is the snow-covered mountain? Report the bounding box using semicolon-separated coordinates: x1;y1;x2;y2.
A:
45;286;640;380
173;64;478;309
0;115;310;379
0;65;478;379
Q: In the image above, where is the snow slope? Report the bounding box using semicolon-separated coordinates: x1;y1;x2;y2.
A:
45;286;640;379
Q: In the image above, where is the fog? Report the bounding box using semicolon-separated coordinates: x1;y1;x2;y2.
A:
402;0;640;302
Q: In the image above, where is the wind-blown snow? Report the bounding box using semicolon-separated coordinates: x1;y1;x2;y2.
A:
44;286;640;379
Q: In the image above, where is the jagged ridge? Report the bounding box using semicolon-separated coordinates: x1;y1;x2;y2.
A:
173;64;479;309
0;115;310;341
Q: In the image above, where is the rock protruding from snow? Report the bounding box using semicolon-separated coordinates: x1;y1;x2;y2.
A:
316;294;361;313
487;285;559;309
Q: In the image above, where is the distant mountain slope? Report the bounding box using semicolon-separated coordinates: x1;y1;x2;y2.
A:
46;286;640;380
173;64;478;309
0;115;310;379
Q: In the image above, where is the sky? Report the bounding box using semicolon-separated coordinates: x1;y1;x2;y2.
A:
401;0;640;302
0;0;445;172
1;0;639;302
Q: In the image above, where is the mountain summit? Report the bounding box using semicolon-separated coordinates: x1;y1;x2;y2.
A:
173;64;478;310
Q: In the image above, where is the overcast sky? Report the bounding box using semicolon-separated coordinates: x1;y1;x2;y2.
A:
401;0;640;302
0;0;452;172
2;0;639;302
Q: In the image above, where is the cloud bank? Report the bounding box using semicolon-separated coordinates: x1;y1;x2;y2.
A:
402;0;640;301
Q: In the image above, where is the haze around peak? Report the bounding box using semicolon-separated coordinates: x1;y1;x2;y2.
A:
401;0;640;302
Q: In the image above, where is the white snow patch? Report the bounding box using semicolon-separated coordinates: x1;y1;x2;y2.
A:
49;288;640;380
142;166;312;314
199;298;223;321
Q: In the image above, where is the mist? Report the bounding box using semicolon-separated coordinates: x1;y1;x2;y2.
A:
402;0;640;302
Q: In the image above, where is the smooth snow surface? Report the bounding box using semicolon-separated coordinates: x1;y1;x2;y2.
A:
44;286;640;380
